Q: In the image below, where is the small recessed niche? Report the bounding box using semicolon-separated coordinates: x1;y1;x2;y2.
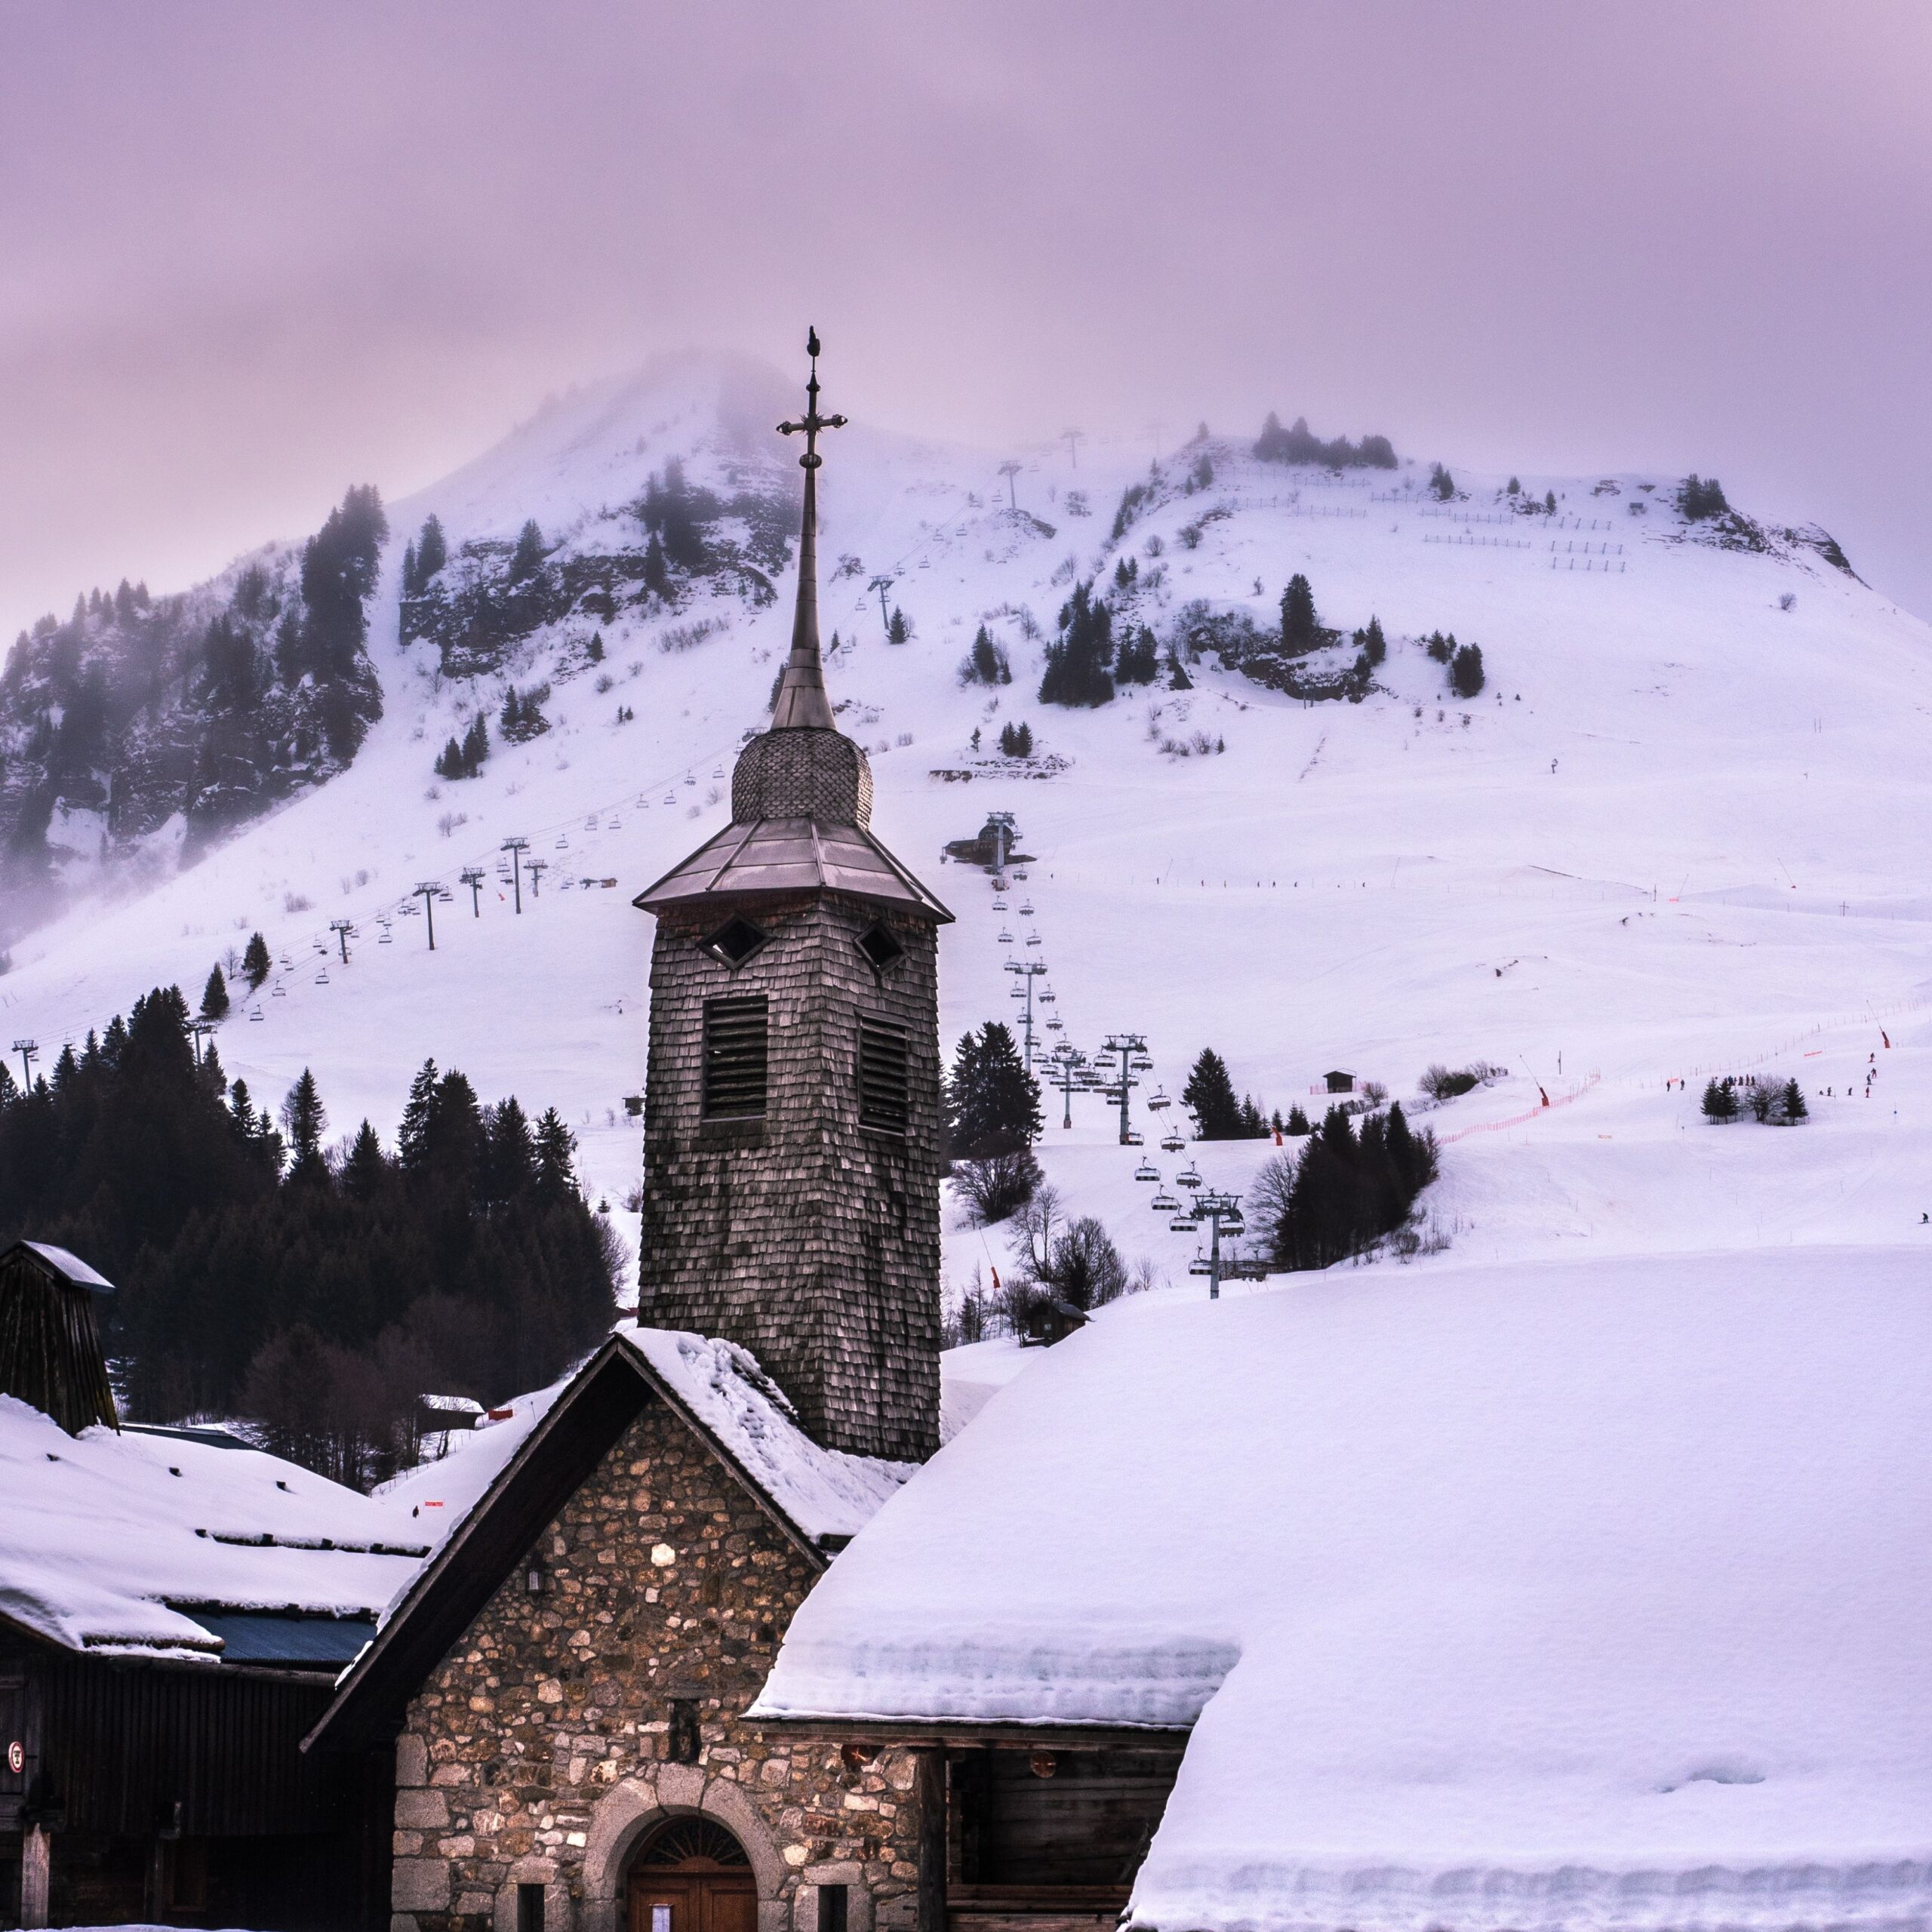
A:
856;921;904;971
703;916;768;968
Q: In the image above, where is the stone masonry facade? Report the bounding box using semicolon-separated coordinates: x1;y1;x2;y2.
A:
640;892;943;1463
391;1400;921;1932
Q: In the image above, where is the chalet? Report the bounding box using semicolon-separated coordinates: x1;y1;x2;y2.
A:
0;1243;424;1928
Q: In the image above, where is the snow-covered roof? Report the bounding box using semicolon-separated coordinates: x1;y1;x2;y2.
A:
753;1247;1932;1930
0;1392;427;1663
620;1324;914;1543
18;1240;115;1291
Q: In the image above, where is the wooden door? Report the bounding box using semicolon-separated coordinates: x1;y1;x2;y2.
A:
627;1820;756;1932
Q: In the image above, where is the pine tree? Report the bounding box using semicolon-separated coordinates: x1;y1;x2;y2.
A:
1182;1049;1244;1140
1363;615;1386;666
242;931;272;991
398;1060;439;1173
280;1068;328;1180
534;1109;579;1201
888;606;910;645
480;1097;537;1209
1702;1078;1738;1123
200;964;230;1021
586;632;605;663
964;626;1011;686
401;540;420;599
1430;463;1456;501
1544;489;1557;513
945;1023;1043;1158
1450;642;1486;698
1506;476;1521;495
415;514;448;583
460;713;489;775
341;1121;389;1201
509;518;546;581
1781;1078;1808;1122
1039;580;1115;708
1286;1105;1312;1135
1279;574;1319;652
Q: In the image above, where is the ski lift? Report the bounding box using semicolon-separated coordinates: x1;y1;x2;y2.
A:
1044;1017;1064;1032
636;794;649;808
315;970;330;985
1024;933;1042;946
1147;1087;1171;1110
1171;1215;1201;1234
998;929;1014;943
249;1008;265;1023
683;773;697;786
272;986;288;998
1188;1252;1214;1278
1039;989;1057;1004
1018;902;1035;916
711;763;724;778
608;816;623;829
585;814;598;829
992;875;1010;891
1161;1129;1186;1152
1122;1128;1144;1146
992;898;1008;912
1134;1161;1160;1182
378;932;393;944
1221;1211;1247;1238
1177;1164;1203;1189
555;835;568;849
1013;869;1029;881
663;791;675;804
1131;1055;1154;1073
1151;1189;1180;1211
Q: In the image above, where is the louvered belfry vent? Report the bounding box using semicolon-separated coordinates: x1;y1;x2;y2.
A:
858;1017;911;1134
703;996;769;1118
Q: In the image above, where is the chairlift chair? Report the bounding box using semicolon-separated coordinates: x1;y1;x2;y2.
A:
608;816;623;829
1018;902;1035;916
712;764;724;778
1188;1253;1214;1278
1151;1189;1180;1211
992;898;1008;912
998;930;1014;943
1177;1164;1203;1188
585;815;598;829
663;791;675;804
1134;1161;1160;1182
1122;1128;1144;1146
1024;933;1041;946
249;1008;265;1022
1131;1055;1154;1072
1039;989;1056;1004
555;835;568;849
1013;869;1029;881
1161;1130;1186;1152
315;970;330;985
1147;1088;1171;1110
1171;1215;1201;1234
684;774;697;785
272;986;288;998
1221;1213;1247;1238
378;932;393;945
1044;1017;1064;1032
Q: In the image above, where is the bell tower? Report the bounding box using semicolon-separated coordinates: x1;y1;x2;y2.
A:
633;331;951;1463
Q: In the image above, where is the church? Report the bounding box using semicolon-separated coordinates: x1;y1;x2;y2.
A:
306;335;971;1932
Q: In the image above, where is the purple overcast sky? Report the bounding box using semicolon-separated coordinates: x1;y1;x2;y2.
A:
4;2;1929;623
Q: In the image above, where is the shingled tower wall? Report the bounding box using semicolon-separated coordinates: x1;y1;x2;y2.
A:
632;334;949;1463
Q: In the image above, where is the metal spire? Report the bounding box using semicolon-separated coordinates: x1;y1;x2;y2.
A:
771;327;847;730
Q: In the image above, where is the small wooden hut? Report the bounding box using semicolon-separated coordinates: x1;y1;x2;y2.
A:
0;1242;119;1435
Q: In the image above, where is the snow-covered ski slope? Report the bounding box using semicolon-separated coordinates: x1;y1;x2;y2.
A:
3;353;1930;1299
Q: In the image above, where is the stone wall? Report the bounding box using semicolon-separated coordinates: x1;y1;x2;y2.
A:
640;893;943;1462
391;1401;921;1932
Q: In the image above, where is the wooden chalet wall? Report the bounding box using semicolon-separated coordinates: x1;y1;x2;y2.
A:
0;1637;389;1931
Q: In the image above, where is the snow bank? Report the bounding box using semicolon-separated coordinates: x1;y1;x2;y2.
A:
0;1395;425;1660
755;1247;1932;1925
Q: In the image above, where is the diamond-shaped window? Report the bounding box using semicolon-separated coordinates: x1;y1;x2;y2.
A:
704;916;769;969
856;921;905;972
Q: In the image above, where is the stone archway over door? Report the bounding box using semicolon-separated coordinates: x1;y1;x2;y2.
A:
627;1817;757;1932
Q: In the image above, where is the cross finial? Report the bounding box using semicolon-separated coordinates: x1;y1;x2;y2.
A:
768;329;845;731
777;326;848;471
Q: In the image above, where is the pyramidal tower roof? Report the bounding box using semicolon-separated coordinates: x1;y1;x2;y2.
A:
635;332;950;923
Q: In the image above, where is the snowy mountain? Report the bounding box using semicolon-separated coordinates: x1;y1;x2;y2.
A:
2;349;1929;1314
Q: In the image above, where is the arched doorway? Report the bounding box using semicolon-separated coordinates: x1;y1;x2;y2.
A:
626;1817;756;1932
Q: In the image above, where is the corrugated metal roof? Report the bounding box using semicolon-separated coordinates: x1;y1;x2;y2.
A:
21;1241;115;1293
634;815;952;921
186;1610;377;1668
